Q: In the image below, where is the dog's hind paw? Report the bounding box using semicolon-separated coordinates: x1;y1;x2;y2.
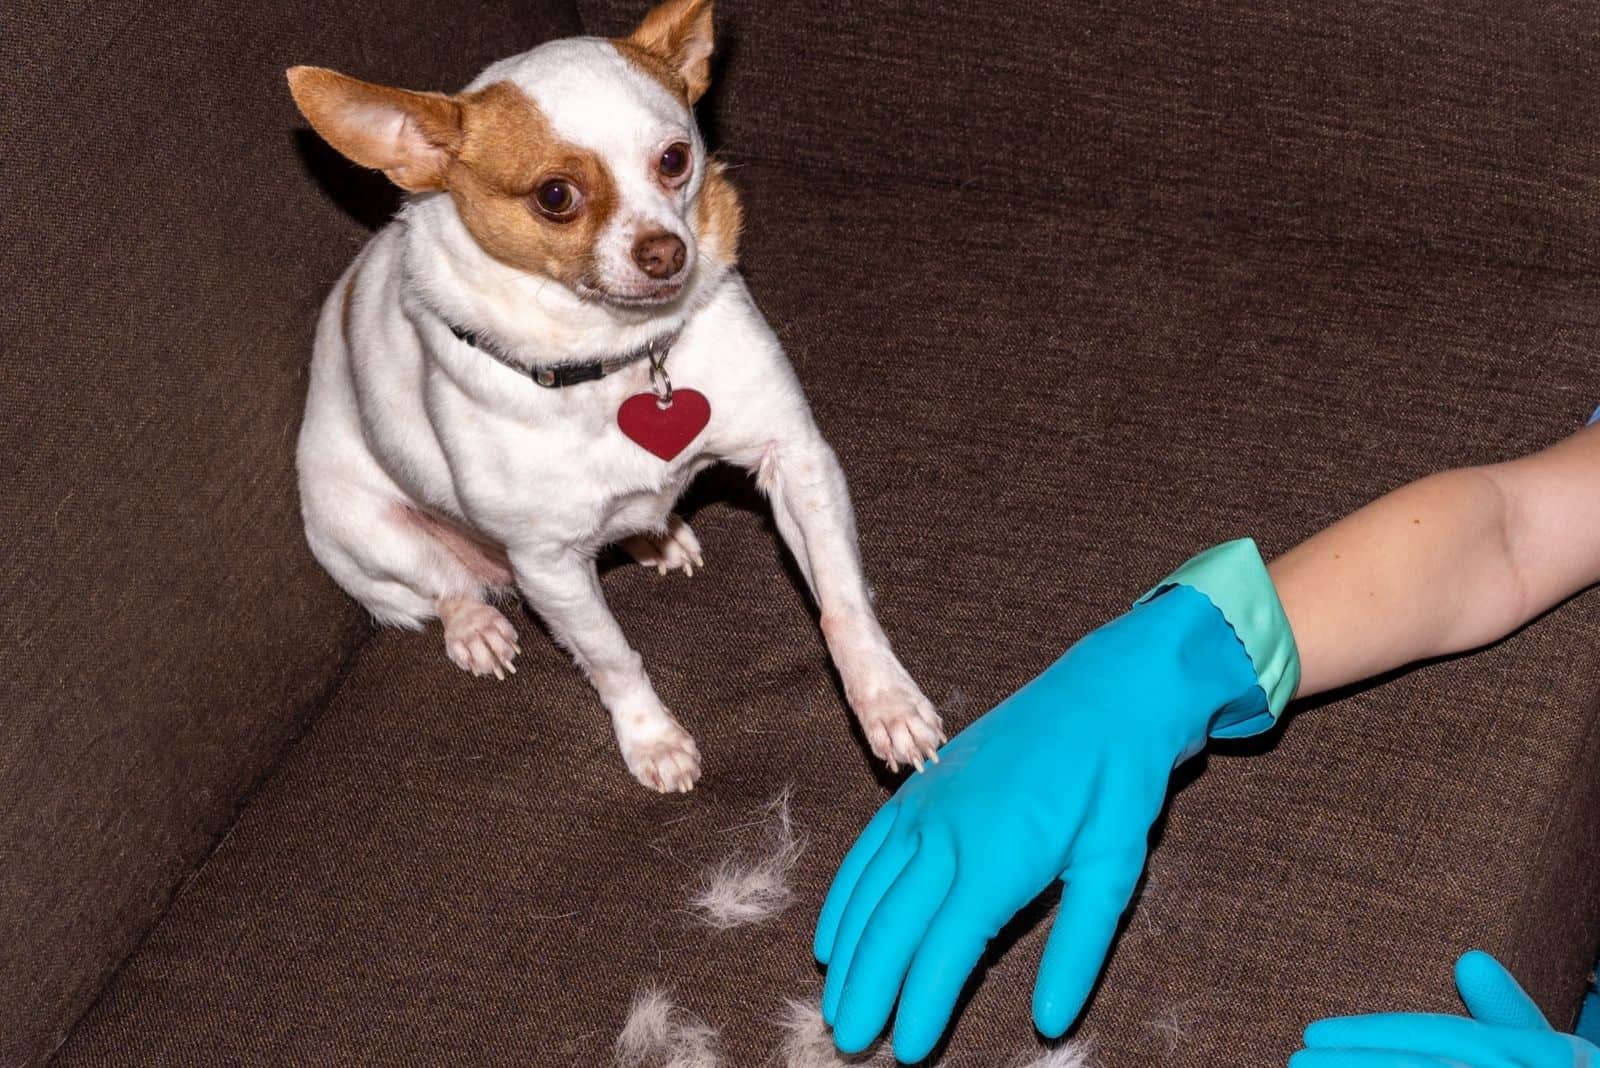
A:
439;596;520;680
619;514;704;577
621;722;703;793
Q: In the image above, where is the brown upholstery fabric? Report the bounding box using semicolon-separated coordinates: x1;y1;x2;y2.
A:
55;151;1600;1065
0;1;578;1063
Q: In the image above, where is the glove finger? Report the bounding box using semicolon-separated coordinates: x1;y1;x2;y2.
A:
1455;951;1552;1032
1289;1050;1474;1068
891;881;1000;1064
1031;850;1146;1038
821;828;917;1026
832;832;957;1055
815;802;900;965
1304;1014;1517;1065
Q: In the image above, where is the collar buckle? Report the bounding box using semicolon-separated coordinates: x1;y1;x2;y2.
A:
533;362;606;389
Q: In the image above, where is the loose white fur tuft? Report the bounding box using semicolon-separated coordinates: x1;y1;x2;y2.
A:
773;998;895;1067
688;791;806;929
616;985;721;1068
1011;1040;1098;1068
1143;1006;1191;1055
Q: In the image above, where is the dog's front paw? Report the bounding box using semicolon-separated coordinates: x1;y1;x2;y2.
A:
620;721;703;793
855;676;946;774
619;514;704;577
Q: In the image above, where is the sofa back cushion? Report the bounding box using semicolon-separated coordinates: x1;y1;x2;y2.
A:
579;0;1600;274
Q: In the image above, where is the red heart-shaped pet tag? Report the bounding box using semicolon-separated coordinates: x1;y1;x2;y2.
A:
617;389;711;461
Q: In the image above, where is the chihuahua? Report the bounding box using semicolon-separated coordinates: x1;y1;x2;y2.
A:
286;0;943;791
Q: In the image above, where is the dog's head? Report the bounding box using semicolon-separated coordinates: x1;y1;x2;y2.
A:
287;0;739;308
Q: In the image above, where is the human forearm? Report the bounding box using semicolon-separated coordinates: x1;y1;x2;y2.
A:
1270;424;1600;698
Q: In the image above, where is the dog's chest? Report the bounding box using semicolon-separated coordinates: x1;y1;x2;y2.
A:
431;364;713;541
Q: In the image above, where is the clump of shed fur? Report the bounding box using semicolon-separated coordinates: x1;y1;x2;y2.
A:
688;790;806;929
1012;1041;1098;1068
616;985;720;1068
772;997;895;1067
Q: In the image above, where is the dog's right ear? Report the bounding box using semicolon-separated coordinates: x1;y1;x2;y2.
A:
286;66;463;192
627;0;715;103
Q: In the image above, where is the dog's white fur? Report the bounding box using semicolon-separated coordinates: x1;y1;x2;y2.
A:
293;8;942;791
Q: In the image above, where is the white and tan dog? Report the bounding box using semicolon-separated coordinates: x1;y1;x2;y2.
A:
286;0;942;791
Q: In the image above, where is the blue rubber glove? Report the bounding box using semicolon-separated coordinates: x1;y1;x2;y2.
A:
1292;951;1599;1067
814;540;1299;1062
1579;981;1600;1045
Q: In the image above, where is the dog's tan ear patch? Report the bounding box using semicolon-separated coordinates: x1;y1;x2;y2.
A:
286;66;462;192
622;0;714;103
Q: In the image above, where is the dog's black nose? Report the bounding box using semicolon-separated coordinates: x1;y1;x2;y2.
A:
632;231;686;279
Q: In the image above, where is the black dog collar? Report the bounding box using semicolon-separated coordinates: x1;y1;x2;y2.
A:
446;320;681;389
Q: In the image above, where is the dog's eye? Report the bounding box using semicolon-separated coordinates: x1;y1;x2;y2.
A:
532;178;582;220
658;142;691;184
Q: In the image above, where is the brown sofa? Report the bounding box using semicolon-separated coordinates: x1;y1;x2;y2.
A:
6;0;1599;1064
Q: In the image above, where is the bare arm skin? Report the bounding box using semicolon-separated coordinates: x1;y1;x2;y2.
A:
1269;422;1600;698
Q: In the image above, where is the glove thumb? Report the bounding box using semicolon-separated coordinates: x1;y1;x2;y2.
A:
1455;950;1553;1032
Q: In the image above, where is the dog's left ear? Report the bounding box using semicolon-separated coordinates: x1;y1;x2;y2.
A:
627;0;715;103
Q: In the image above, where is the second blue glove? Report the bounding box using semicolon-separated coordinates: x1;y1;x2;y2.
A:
1293;950;1599;1068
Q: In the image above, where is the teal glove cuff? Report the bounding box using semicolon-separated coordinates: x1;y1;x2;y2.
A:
1138;537;1301;737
